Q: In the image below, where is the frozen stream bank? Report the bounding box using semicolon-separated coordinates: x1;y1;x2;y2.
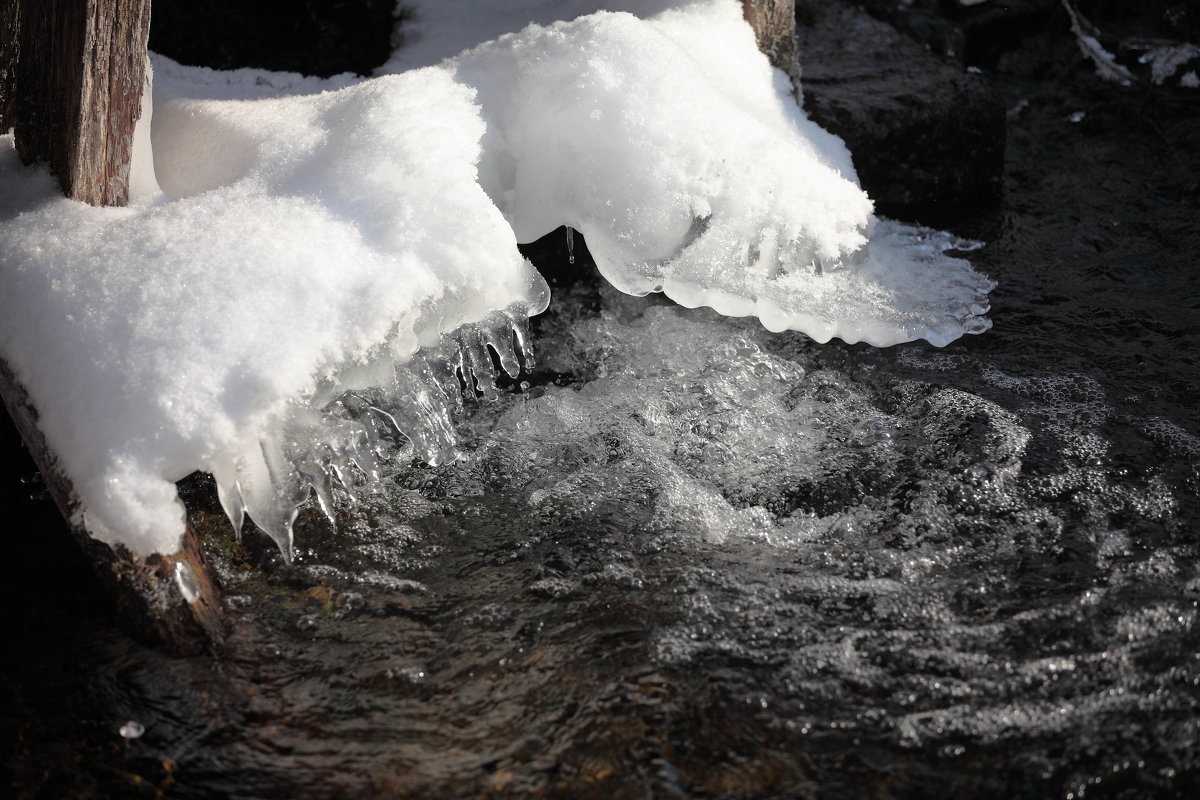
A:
2;1;1199;798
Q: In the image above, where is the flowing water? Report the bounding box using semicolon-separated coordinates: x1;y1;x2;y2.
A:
3;40;1200;800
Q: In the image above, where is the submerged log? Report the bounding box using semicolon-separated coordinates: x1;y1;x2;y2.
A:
7;0;150;206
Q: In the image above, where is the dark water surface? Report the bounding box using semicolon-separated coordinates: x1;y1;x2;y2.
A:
3;19;1200;800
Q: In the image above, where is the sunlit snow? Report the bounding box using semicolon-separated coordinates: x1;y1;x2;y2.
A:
0;0;993;560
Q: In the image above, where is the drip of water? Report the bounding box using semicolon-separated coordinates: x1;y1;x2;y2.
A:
565;225;575;264
215;301;541;561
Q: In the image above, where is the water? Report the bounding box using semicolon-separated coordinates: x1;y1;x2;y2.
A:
2;44;1199;800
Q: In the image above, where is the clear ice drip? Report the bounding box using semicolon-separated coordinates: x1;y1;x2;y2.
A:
215;302;539;561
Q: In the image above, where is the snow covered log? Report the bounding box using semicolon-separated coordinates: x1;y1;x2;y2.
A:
0;356;223;653
5;0;151;206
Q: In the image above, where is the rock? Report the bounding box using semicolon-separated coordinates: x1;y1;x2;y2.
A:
796;1;1007;231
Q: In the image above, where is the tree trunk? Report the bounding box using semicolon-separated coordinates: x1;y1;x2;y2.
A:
10;0;150;206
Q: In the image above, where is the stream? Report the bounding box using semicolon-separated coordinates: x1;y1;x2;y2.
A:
2;4;1198;799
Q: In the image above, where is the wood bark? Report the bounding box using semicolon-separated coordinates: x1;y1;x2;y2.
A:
741;0;798;80
0;0;17;130
11;0;150;206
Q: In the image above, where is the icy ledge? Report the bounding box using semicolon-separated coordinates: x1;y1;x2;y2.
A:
0;0;993;560
445;3;993;346
0;69;548;557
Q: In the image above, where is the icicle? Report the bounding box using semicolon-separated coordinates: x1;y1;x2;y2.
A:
221;301;543;558
214;470;247;541
566;225;576;264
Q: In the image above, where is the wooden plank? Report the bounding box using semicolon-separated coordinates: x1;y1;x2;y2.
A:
12;0;150;206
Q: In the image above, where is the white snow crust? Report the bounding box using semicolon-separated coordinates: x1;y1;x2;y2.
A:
0;0;993;559
0;69;542;555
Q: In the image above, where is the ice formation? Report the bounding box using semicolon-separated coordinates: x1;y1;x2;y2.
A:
0;0;993;560
445;4;993;346
0;70;547;557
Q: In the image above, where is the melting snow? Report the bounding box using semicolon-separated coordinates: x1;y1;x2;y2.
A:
0;0;993;558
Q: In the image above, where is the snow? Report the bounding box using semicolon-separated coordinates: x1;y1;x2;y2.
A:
0;67;543;555
0;0;993;559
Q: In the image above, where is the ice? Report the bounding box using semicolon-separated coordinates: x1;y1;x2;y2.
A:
0;0;994;559
0;68;546;557
442;3;993;345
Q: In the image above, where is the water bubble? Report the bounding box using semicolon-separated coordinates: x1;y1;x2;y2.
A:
384;665;427;683
849;418;893;448
296;614;319;632
119;721;145;740
343;592;366;611
528;577;578;599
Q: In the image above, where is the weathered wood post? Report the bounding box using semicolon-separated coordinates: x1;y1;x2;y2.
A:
740;0;798;80
3;0;151;206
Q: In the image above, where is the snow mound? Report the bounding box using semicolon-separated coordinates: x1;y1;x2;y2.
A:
446;3;993;345
0;0;993;559
0;69;545;557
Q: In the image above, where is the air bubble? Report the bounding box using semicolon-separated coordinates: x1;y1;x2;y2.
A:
119;721;145;740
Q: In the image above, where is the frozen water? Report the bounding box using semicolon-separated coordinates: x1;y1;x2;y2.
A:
0;69;547;557
445;3;994;345
0;0;992;558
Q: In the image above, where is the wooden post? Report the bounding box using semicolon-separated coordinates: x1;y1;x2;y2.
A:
0;0;17;130
8;0;151;206
741;0;797;79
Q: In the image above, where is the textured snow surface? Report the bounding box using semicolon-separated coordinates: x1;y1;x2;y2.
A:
0;70;543;555
0;0;992;558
